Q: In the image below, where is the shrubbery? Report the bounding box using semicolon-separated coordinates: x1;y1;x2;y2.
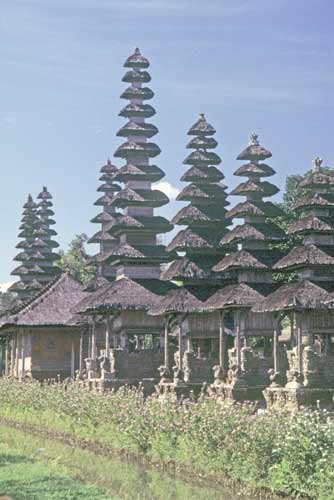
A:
0;378;333;499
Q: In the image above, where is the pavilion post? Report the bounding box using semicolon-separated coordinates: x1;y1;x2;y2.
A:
219;311;226;372
71;339;75;378
21;332;25;380
235;310;241;370
105;314;110;358
164;315;169;370
178;321;183;373
10;335;16;377
15;332;19;377
297;314;303;376
79;329;83;372
91;319;97;359
5;337;10;376
273;317;280;373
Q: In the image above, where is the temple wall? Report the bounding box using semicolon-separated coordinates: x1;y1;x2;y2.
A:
29;328;80;380
110;349;163;380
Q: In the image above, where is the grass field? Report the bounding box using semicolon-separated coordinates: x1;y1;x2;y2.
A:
0;427;113;500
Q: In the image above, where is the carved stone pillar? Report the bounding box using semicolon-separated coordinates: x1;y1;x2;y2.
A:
71;339;75;378
79;329;84;373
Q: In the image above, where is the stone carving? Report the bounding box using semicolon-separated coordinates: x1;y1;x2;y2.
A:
303;346;322;388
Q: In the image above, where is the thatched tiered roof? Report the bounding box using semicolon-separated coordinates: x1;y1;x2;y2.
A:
252;280;329;313
214;133;284;295
89;159;120;280
163;114;230;285
9;189;60;302
273;158;334;286
107;48;171;279
1;273;88;329
204;283;265;311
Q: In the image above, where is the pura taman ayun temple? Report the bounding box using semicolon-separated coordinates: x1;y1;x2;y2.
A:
1;47;334;410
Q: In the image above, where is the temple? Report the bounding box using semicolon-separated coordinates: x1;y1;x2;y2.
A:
9;188;60;302
203;134;286;400
149;114;230;395
73;48;175;392
253;157;334;408
1;48;334;410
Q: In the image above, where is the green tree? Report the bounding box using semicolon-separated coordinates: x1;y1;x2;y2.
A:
57;233;96;285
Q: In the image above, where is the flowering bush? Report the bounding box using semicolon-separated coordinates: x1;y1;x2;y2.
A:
0;378;332;499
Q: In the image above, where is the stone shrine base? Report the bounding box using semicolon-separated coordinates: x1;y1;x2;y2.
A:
208;381;266;403
80;377;159;396
264;386;334;410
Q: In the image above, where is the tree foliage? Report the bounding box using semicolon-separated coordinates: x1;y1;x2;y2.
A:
57;233;96;285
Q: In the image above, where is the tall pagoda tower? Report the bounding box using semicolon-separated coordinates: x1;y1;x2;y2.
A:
214;133;285;289
273;157;334;287
34;187;60;284
98;47;173;280
9;195;40;300
163;113;230;292
88;159;121;281
9;189;60;302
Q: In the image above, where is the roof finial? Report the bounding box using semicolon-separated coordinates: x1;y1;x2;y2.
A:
199;113;205;121
134;47;140;54
107;157;111;165
43;186;47;192
312;156;323;172
249;133;259;146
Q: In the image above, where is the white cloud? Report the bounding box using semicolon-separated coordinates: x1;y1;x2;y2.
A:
0;282;14;293
154;181;180;201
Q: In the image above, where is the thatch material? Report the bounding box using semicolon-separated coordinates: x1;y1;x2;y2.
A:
213;250;268;273
300;171;334;188
112;164;164;182
120;86;154;101
204;283;265;311
183;150;221;166
181;165;224;183
119;104;155;120
107;214;172;234
177;183;228;204
122;70;151;84
90;212;117;224
252;280;329;313
161;256;220;281
230;180;279;197
114;140;160;158
76;277;171;314
288;215;334;236
148;286;204;316
273;244;334;270
87;230;115;244
117;121;158;138
124;47;149;69
167;228;225;253
221;223;286;246
188;114;215;136
97;243;173;264
0;273;88;328
226;200;282;220
110;188;169;208
237;144;272;161
172;204;227;227
186;136;218;149
83;276;110;292
234;162;275;177
294;193;334;211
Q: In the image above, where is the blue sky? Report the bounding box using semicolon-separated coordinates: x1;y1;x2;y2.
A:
0;0;333;284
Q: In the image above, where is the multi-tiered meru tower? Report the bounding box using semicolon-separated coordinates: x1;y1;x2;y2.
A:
98;47;172;280
274;157;334;287
163;114;230;292
89;159;121;282
204;134;286;401
215;133;285;290
9;189;60;302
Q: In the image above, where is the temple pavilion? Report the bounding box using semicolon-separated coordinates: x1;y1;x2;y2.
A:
9;188;60;302
74;48;175;391
253;157;334;408
149;114;230;394
203;134;286;401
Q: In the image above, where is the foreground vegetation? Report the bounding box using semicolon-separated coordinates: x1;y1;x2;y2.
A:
0;427;111;500
0;379;333;499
